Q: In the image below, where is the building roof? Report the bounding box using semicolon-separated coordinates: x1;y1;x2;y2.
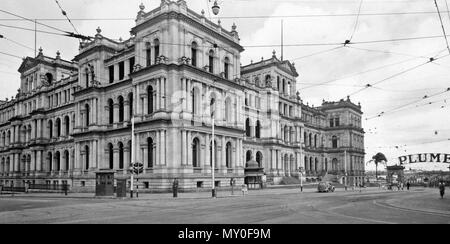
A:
241;53;299;77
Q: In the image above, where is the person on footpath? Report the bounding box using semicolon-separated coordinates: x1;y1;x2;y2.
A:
439;182;445;199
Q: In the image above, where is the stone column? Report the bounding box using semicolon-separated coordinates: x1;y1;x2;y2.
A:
181;130;186;166
221;137;226;169
161;130;166;166
124;147;130;173
124;59;130;78
93;140;98;169
113;147;119;170
124;100;130;122
156;131;160;166
156;78;160;110
113;104;119;124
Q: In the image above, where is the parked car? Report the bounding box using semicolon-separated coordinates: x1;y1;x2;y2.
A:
318;182;335;193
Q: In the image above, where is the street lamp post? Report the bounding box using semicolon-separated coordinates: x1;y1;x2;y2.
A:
211;98;216;198
130;117;135;198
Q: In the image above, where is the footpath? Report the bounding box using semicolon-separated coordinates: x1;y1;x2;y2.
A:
0;184;390;201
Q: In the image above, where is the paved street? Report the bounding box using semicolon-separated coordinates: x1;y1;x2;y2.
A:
0;187;449;224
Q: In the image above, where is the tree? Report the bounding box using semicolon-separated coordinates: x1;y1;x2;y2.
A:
371;152;387;180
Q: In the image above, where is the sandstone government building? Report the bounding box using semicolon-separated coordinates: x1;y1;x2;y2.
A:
0;0;365;192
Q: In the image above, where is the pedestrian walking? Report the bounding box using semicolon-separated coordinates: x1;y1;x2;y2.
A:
406;182;410;191
439;182;445;199
241;184;248;196
172;178;179;198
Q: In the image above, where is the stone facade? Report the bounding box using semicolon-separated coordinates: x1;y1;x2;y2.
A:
0;0;365;192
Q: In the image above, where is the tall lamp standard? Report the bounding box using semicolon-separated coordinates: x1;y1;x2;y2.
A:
211;98;216;198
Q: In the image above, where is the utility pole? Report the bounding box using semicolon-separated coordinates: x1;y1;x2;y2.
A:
344;150;348;190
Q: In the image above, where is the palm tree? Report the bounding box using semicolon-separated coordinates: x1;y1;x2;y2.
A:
371;152;387;180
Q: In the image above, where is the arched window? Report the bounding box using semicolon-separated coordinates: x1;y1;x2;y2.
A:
145;42;151;67
332;158;338;171
224;57;230;79
119;142;124;169
85;145;90;170
147;86;154;114
245;118;251;137
332;136;338;149
128;93;134;119
48;152;53;172
55;151;61;171
192;138;200;168
154;39;160;64
108;99;114;124
56;118;61;137
256;121;261;139
325;158;328;172
64;116;70;136
85;68;89;87
208;50;214;73
48;120;53;139
284;125;288;142
46;73;53;84
85;104;90;127
315;158;319;172
277;76;280;91
304;132;307;145
148;138;153;168
282;79;286;94
108;143;114;170
226;142;232;168
118;96;124;122
256;151;263;168
64;150;69;171
246;151;252;163
191;42;198;67
309;133;312;147
304;156;308;171
314;134;317;148
309;157;313;172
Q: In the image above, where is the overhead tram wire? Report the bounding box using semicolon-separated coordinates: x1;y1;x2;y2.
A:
365;88;450;120
342;52;450;99
54;0;80;35
434;0;450;54
0;9;92;41
0;51;23;59
3;10;450;21
348;0;364;43
0;34;35;52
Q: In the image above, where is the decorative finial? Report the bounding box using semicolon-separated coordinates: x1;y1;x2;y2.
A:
218;19;221;26
139;2;145;11
272;50;276;57
119;37;123;42
251;60;253;64
232;23;237;31
201;9;205;16
56;50;60;59
292;62;295;66
96;27;102;34
261;56;264;61
38;47;43;54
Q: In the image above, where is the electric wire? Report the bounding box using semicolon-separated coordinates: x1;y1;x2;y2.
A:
434;0;450;54
54;0;80;35
349;0;364;42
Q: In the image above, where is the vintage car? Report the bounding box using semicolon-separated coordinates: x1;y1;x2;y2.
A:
318;182;335;193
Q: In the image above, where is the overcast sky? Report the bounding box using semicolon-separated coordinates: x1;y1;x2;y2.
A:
0;0;449;171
